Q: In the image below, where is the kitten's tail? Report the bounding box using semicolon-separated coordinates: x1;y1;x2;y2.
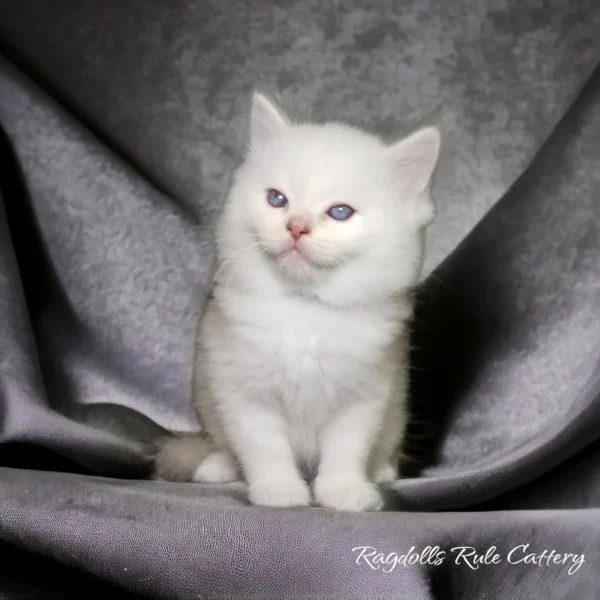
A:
153;432;214;482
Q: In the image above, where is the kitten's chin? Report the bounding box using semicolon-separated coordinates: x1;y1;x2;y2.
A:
275;250;320;282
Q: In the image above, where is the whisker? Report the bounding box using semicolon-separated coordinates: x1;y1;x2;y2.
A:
211;241;265;287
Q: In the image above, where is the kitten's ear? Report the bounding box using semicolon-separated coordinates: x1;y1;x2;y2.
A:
385;127;441;221
250;92;290;148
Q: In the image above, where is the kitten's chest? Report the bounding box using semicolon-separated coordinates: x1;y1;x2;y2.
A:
223;294;389;396
250;299;355;369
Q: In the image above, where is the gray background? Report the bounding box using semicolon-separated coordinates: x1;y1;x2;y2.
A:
1;1;600;598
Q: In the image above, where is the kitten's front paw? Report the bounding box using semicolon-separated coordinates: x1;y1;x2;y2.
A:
248;479;312;508
314;477;383;512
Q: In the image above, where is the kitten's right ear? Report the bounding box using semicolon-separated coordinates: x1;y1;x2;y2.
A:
250;92;290;148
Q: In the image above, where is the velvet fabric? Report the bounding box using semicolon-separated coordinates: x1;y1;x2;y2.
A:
1;1;599;598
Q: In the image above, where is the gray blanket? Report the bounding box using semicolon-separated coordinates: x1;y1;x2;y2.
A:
1;1;599;598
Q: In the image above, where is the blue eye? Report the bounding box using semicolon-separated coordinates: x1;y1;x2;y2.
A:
327;204;355;221
267;189;288;208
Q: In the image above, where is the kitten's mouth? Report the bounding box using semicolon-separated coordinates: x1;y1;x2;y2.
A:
282;244;304;259
278;245;310;265
256;232;338;276
281;254;337;279
267;241;331;273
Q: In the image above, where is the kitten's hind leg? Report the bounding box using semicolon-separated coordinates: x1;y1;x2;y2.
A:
154;433;240;483
154;433;212;482
372;460;399;484
192;450;240;483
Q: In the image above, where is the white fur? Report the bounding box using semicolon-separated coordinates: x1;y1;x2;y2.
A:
191;93;440;511
192;450;238;483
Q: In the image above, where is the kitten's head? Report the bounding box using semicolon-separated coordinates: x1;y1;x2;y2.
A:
218;92;440;304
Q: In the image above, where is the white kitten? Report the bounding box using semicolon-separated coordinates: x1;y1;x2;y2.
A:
155;92;440;512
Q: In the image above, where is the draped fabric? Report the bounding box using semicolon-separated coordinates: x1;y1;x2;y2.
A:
1;1;599;598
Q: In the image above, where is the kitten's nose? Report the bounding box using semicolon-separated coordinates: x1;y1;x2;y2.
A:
286;218;311;240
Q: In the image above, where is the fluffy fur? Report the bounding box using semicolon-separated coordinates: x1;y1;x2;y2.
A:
155;92;440;512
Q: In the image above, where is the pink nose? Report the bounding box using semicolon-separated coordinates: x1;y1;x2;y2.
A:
287;218;311;240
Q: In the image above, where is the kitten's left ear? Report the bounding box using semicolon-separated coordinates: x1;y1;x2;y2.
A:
250;92;290;149
385;127;441;222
